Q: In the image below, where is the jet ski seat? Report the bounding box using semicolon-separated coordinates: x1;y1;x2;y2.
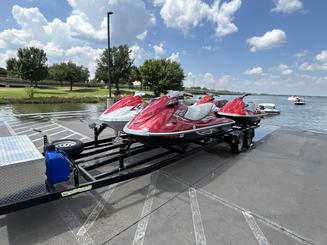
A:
184;103;214;120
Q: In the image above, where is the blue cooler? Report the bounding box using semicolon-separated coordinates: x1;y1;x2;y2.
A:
44;145;71;185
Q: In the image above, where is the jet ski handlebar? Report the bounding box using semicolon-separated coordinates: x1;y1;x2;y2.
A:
240;93;252;99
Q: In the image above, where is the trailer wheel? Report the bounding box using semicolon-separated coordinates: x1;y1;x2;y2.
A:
230;133;244;153
52;139;84;157
244;129;254;148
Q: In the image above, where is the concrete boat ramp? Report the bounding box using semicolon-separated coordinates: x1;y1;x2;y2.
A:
0;112;326;245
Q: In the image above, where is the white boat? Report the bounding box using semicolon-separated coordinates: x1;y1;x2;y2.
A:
257;103;280;114
294;97;305;105
288;96;299;101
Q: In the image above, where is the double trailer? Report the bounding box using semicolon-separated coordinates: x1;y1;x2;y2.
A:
0;123;258;215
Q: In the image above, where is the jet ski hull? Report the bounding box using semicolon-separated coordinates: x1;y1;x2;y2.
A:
218;112;264;126
124;122;233;146
102;120;128;132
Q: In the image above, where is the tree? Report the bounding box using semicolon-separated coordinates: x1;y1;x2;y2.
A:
6;58;20;77
139;59;184;96
16;47;48;87
95;45;134;93
48;63;67;86
0;67;7;77
49;62;89;91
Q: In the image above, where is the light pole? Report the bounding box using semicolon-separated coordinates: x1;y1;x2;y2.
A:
107;11;113;98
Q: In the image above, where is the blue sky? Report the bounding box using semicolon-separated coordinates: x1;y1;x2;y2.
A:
0;0;327;95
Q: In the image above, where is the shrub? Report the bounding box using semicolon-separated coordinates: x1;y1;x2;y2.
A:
24;86;34;98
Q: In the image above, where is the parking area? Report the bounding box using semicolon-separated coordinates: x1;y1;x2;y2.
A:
0;112;326;245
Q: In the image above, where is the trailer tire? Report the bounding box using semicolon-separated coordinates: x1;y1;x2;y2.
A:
244;129;254;148
230;133;244;153
52;139;84;157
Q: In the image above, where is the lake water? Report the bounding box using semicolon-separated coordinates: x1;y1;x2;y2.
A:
220;95;327;133
1;95;327;133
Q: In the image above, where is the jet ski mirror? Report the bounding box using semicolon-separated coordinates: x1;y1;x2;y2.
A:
166;99;179;108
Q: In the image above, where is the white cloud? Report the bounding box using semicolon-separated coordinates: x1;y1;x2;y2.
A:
154;0;241;37
272;0;303;14
43;42;65;57
137;31;148;41
0;50;16;68
297;50;327;72
245;67;263;75
299;62;327;72
0;1;154;77
184;72;237;90
0;29;32;49
207;0;242;37
65;0;154;45
247;29;287;52
167;52;180;62
202;46;213;51
129;45;151;65
294;50;308;60
153;43;165;58
277;64;292;75
316;50;327;63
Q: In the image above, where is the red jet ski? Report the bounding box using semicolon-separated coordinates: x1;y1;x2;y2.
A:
218;94;266;125
123;95;234;146
99;94;148;131
195;95;228;108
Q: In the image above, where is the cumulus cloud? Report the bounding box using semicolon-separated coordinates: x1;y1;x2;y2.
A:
153;43;165;58
247;29;287;52
299;62;327;72
137;31;148;41
277;64;292;75
245;67;263;75
272;0;303;14
154;0;241;37
294;50;308;60
0;1;154;75
316;50;327;63
184;72;237;90
129;45;151;66
298;50;327;72
167;52;180;62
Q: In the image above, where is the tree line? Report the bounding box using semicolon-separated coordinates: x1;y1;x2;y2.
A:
2;45;184;95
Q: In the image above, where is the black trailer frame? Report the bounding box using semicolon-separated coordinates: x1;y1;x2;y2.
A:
0;123;258;215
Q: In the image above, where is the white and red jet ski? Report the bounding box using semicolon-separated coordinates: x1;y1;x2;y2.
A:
99;93;148;131
218;94;266;126
123;95;234;146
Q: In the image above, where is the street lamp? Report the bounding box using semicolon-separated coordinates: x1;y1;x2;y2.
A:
107;11;113;98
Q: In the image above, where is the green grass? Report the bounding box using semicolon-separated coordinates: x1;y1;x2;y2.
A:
0;87;154;104
0;87;110;98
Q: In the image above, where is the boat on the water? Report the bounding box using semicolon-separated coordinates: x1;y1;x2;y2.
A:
294;97;305;105
257;103;280;115
288;96;299;101
123;95;235;146
218;94;267;125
